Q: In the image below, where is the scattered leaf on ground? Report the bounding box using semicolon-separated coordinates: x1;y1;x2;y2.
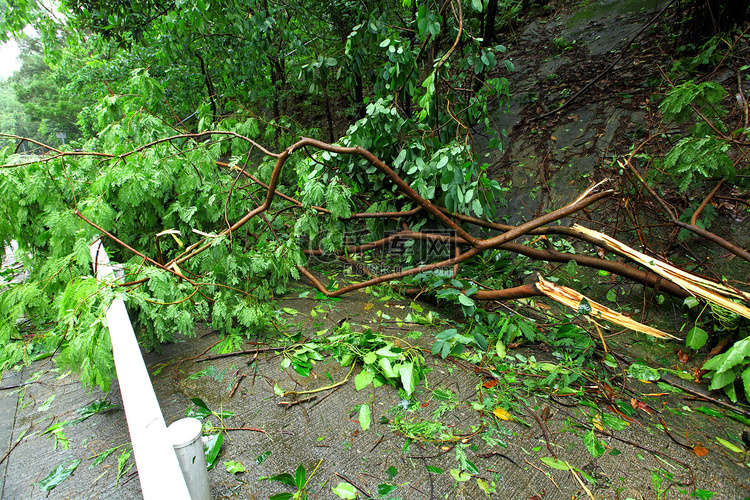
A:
204;434;223;469
225;460;247;474
693;443;709;457
540;457;570;470
38;459;81;492
493;407;512;420
332;482;357;499
715;437;743;453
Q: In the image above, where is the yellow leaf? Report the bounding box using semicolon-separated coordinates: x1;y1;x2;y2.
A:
593;414;603;431
493;407;512;420
364;302;374;311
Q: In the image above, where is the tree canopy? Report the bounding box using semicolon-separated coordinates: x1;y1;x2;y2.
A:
1;0;750;405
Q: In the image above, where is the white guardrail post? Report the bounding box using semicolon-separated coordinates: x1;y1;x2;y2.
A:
90;239;193;500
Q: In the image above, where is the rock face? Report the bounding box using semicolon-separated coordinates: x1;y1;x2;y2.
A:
485;0;669;225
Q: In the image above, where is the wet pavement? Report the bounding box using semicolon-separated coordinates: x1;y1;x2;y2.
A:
1;286;749;499
2;0;750;499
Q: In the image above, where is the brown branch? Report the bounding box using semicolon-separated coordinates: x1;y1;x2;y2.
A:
195;346;285;362
624;160;750;262
229;374;246;398
690;179;723;226
74;210;197;285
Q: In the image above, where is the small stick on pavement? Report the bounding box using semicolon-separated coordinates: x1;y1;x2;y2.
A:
223;426;266;433
228;374;246;398
277;395;317;408
334;472;370;498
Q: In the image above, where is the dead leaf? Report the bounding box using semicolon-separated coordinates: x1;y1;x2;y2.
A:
482;379;498;389
678;350;689;363
364;302;374;311
693;443;709;457
630;398;654;415
493;407;512;420
593;414;604;431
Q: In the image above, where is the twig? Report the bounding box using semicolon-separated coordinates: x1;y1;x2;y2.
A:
222;426;266;433
624;159;750;262
281;364;355;397
517;397;557;458
195;346;285;362
228;374;246;398
334;472;370;498
569;464;596;500
277;395;317;408
658;376;750;419
308;383;345;411
658;416;693;451
690;179;724;226
524;458;559;488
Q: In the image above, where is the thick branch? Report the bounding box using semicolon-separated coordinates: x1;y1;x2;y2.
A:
625;160;750;262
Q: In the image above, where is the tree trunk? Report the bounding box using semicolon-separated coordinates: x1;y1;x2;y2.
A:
354;72;365;119
196;52;218;124
482;0;498;47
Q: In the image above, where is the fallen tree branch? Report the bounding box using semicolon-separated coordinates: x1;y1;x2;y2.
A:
624;159;750;263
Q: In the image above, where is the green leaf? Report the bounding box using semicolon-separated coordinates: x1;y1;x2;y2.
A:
268;472;296;486
190;397;211;411
742;366;750;402
696;406;723;417
685;327;708;350
269;494;294;500
449;469;471;481
204;434;223;470
378;483;398;496
471;0;483;12
386;465;397;480
332;482;357;499
379;357;397;378
473;331;488;352
38;459;81;492
359;404;371;431
702;338;750;373
715;437;743;453
295;463;306;489
691;490;715;499
540;457;570;470
495;340;506;359
628;363;661;381
577;298;592;315
355;368;375;390
88;445;122;469
582;429;605;458
426;465;444;474
256;450;272;465
225;460;247;474
400;362;415;395
458;293;475;307
116;449;132;483
600;413;629;430
708;367;737;391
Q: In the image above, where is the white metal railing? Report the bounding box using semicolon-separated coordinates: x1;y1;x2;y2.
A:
90;239;192;499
